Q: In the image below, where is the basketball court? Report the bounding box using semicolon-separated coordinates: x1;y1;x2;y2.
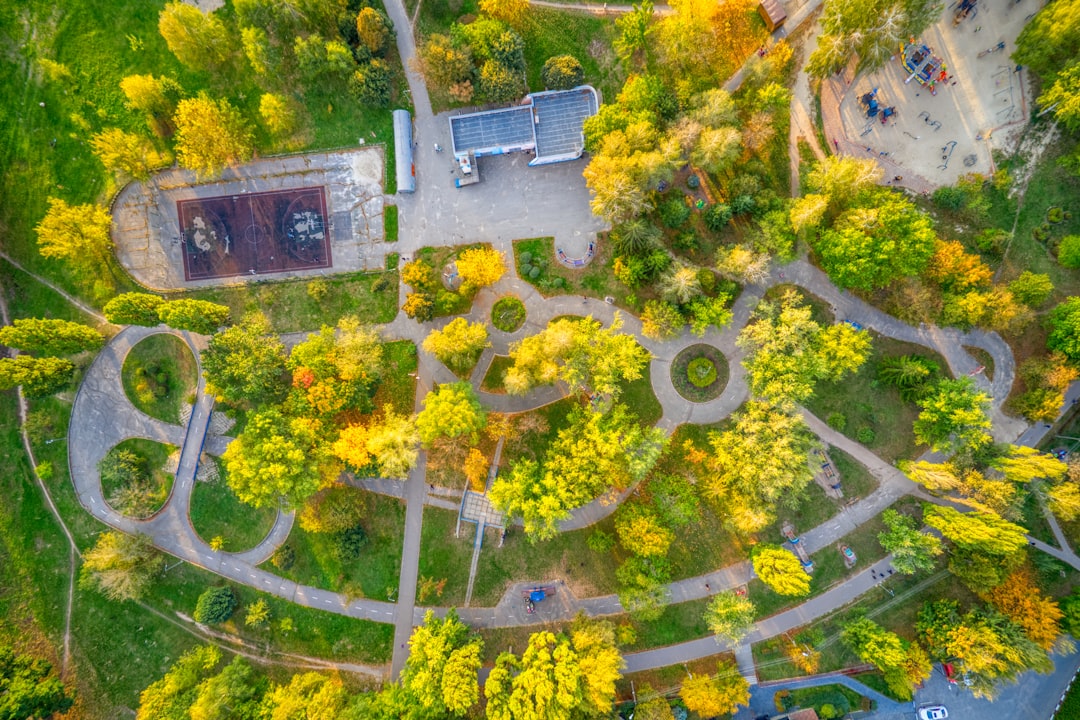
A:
177;188;331;281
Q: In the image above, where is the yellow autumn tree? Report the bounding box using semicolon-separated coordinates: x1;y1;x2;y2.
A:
984;566;1065;650
332;424;372;469
464;448;489;491
456;246;507;294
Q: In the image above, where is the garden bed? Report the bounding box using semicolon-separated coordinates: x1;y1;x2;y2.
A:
670;344;729;402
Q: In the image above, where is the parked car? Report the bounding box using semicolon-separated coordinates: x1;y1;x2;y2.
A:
918;706;948;720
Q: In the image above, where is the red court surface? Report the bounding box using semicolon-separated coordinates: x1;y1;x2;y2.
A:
177;187;331;281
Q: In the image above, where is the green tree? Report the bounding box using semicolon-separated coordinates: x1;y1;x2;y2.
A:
286;319;382;422
245;599;271;628
201;312;287;405
173;95;255;179
614;0;655;65
491;405;666;540
1008;271;1054;307
924;506;1028;556
120;73;181;118
0;645;74;720
188;656;263;720
688;295;733;336
505;314;650;397
1048;296;1080;361
703;401;818;533
35;197;113;268
752;545;811;596
0;356;76;397
991;445;1068;484
615;504;674;558
616;555;670;620
80;531;164;602
658;260;702;305
0;318;103;356
401;610;482;717
738;290;870;404
808;0;942;77
222;408;329;508
356;7;391;54
298;485;367;534
104;292;166;326
352;58;393;106
423;318;491;375
479;0;529;28
1014;0;1080;83
158;2;232;70
812;191;937;291
258;93;300;138
704;591;755;644
640;300;683;341
157;298;231;335
193;586;237;624
842;618;930;700
541;54;584;90
479;60;521;102
136;645;222;720
416;381;487;445
877;509;942;575
417;34;474;89
91;128;171;179
913;377;992;452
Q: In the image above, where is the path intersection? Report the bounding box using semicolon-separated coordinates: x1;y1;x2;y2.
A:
65;0;1080;688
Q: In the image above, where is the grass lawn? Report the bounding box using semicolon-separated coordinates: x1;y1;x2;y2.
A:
416;507;474;606
0;259;108;327
829;447;879;500
263;489;405;602
472;516;621;606
625;597;712;650
179;271;399;334
962;344;995;381
805;335;950;463
374;340;418;414
617;356;663;426
1000;133;1080;297
384;205;399;243
189;466;278;552
100;438;177;518
491;295;527;333
482;355;514;393
120;333;197;424
779;683;875;715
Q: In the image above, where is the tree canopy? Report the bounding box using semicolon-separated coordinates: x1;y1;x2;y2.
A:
79;531;164;602
0;318;104;356
402;610;483;717
703;401;818;533
201;312;288;406
913;377;992;453
808;0;943;77
173;95;255;179
504;314;650;397
157;298;232;335
35;197;113;268
877;509;942;575
0;645;74;720
752;545;811;596
415;381;487;445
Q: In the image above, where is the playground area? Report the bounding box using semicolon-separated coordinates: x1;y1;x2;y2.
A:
112;147;386;290
178;188;330;281
832;0;1044;186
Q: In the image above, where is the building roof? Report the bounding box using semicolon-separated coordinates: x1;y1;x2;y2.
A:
448;86;599;165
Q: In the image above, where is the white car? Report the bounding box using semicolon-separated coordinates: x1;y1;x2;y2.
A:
918;706;948;720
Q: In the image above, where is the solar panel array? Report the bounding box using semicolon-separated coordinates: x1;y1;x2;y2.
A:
532;89;597;160
449;106;535;156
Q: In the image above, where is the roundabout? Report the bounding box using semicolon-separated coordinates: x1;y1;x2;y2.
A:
671;343;729;403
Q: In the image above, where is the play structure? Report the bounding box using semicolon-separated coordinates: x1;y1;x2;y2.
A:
840;544;857;569
782;522;814;574
901;40;947;95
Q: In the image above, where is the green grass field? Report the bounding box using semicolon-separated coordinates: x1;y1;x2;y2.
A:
120;333;197;424
99;437;177;518
264;490;406;601
181;271;399;334
416;507;474;605
189;463;278;552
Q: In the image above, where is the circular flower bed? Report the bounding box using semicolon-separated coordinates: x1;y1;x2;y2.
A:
671;344;728;402
687;357;717;387
491;295;526;332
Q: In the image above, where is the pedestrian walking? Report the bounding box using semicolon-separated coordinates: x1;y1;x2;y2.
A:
833;138;839;151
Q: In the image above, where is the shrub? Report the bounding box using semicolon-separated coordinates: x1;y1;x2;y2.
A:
731;194;755;215
686;174;700;189
697;268;716;294
371;275;392;292
659;198;691;228
272;544;295;570
194;586;237;624
974;228;1009;255
587;529;616;553
333;523;367;561
704;203;733;232
1049;206;1064;223
827;412;847;431
528;266;541;280
1059;235;1080;268
687;357;717;387
673;232;699;251
519;251;533;265
540;54;584;90
932;185;966;210
856;426;875;444
306;278;329;301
